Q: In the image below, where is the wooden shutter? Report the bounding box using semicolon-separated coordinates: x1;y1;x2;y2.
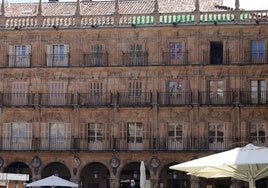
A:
63;44;69;66
46;45;53;66
26;45;31;67
2;123;11;149
12;81;28;105
9;45;15;67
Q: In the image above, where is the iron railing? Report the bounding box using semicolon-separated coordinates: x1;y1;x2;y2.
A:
8;55;31;67
158;92;192;106
0;93;35;106
78;92;112;107
162;52;188;66
38;93;74;107
198;91;234;105
122;52;148;66
117;92;152;106
46;54;70;67
0;136;258;152
83;52;108;67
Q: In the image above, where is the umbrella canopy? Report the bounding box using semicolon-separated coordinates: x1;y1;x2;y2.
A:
140;161;146;188
26;175;78;188
170;143;268;188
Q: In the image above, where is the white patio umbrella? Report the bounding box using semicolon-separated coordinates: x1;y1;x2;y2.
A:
140;161;146;188
26;175;79;188
170;143;268;188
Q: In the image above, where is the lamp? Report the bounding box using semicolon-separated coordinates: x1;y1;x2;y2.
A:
93;171;99;179
133;170;139;180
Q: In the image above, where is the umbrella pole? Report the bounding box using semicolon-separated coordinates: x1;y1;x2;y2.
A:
248;178;256;188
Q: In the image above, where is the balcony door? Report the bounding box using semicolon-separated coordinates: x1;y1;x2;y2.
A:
251;80;266;104
168;123;183;150
127;122;143;150
209;123;224;150
12;82;28;106
210;41;223;65
49;82;66;105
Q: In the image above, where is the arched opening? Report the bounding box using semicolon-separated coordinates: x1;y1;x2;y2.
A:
120;162;150;188
42;162;71;179
159;163;190;188
80;162;110;188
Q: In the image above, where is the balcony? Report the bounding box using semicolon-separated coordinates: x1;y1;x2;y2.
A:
198;91;234;106
244;50;268;65
162;52;188;65
158;92;192;106
38;93;74;107
239;91;268;105
83;52;108;67
78;92;112;107
0;93;35;107
8;55;31;67
0;136;261;152
46;54;70;67
122;52;148;66
117;92;152;107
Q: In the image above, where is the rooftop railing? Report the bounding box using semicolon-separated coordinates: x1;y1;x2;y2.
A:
3;10;268;29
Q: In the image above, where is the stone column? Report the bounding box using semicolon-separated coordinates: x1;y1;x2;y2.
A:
109;178;120;188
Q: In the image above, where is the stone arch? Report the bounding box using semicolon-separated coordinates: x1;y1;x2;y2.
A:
80;162;110;188
159;162;190;188
119;161;150;188
3;161;32;181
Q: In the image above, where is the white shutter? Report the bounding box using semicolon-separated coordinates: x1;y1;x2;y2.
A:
9;45;15;67
49;82;66;105
63;44;69;66
2;123;12;150
46;45;53;66
25;45;31;67
41;123;49;149
79;123;88;150
25;123;33;150
12;81;28;105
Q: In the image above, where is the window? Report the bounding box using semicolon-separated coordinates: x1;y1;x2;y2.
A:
2;123;32;150
49;82;67;105
41;123;71;150
209;123;224;150
210;41;223;65
251;41;264;59
91;44;103;66
90;82;103;96
47;44;69;66
127;122;143;150
250;123;266;145
168;123;183;150
169;42;183;60
251;80;266;104
129;82;142;96
209;80;224;104
169;81;183;96
88;123;103;150
9;45;31;67
130;44;143;65
11;82;28;106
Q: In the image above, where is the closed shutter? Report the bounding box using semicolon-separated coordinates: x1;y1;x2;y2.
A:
2;123;11;150
12;81;28;105
49;82;66;105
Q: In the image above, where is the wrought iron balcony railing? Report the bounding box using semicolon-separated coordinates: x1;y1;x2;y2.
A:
78;92;112;107
0;93;35;106
8;55;31;67
239;91;268;105
46;54;70;67
117;92;152;106
158;92;192;106
38;93;74;107
83;52;108;67
122;52;148;66
244;50;268;65
198;91;234;105
162;52;188;65
0;136;261;152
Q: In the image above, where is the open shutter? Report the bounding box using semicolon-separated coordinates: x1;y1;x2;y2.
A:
46;45;53;66
79;123;88;150
41;123;49;150
25;123;33;150
119;122;127;150
9;45;15;67
25;45;31;67
64;44;69;66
